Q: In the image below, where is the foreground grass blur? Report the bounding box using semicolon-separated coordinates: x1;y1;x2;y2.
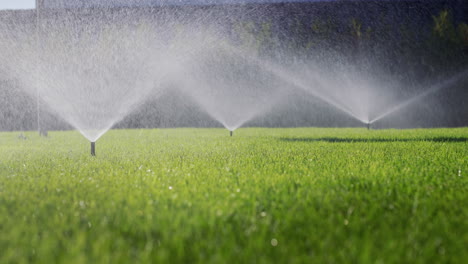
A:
0;128;467;263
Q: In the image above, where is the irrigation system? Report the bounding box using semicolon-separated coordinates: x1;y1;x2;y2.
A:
0;0;465;156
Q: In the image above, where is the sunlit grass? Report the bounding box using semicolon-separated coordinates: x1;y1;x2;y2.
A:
0;128;467;263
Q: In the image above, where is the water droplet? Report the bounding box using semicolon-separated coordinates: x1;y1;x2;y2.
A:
169;186;173;190
271;238;278;247
261;212;267;217
344;219;349;226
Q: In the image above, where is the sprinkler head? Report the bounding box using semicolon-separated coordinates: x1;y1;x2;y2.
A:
230;131;233;137
91;142;96;156
366;123;371;130
39;129;48;137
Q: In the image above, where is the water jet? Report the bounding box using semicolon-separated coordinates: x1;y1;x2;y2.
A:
369;69;468;124
178;43;287;133
0;13;176;146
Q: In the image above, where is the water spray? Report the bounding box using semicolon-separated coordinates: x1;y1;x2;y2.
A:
91;142;96;156
230;131;233;137
369;69;468;124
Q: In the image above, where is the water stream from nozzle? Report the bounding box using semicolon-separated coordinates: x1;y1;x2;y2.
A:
369;69;468;124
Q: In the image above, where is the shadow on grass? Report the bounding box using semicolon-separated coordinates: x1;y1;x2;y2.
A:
279;137;468;143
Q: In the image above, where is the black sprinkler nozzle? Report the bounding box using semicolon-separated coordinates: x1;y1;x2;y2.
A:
230;131;233;137
91;142;96;156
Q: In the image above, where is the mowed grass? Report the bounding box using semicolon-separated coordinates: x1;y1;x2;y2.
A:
0;127;467;263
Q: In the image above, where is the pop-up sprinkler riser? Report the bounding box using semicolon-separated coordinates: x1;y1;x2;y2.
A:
91;142;96;156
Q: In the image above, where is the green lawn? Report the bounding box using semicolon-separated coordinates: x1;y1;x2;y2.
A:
0;128;467;263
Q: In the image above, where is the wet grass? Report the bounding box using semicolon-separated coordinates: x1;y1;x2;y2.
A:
0;127;467;263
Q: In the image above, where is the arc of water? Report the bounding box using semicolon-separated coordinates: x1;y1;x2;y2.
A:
369;69;468;124
223;46;369;124
0;18;174;142
176;47;287;131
